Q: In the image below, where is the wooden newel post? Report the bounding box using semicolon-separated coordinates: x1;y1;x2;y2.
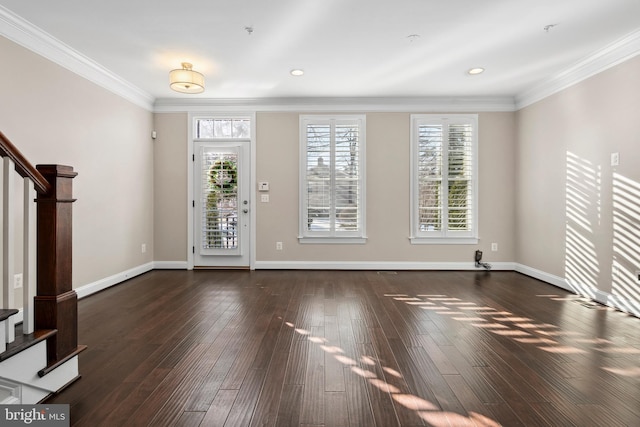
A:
35;164;79;365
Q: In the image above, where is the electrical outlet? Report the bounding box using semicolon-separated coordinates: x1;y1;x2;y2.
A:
611;152;620;166
276;242;283;251
491;243;498;252
141;243;147;253
14;273;23;289
261;194;270;203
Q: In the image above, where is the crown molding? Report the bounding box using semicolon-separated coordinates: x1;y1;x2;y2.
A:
0;5;154;111
153;95;517;113
4;3;639;114
515;29;640;110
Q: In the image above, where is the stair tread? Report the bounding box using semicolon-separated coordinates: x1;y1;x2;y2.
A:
0;328;57;362
0;309;19;322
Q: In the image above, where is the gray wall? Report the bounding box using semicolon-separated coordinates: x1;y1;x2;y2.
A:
152;111;517;267
0;36;154;289
516;55;640;313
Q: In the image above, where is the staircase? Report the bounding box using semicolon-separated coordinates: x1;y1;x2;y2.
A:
0;131;85;404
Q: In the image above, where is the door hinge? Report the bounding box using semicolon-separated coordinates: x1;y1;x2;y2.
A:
192;154;195;161
192;246;195;254
192;200;195;207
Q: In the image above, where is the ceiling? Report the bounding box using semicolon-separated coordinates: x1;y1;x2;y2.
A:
1;0;640;104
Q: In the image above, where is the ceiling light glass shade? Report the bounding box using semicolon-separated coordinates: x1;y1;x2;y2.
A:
169;62;205;94
468;67;485;75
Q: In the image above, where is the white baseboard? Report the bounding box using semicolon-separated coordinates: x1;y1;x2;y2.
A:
515;263;640;318
153;261;189;269
75;262;154;299
74;260;186;300
514;263;569;290
254;260;516;271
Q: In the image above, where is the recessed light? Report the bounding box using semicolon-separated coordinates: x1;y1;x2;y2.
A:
290;69;304;76
468;67;485;75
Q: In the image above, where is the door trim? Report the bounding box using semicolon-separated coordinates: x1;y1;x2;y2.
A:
187;112;256;270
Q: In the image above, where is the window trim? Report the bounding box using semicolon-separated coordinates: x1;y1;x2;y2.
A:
298;114;367;244
410;114;479;244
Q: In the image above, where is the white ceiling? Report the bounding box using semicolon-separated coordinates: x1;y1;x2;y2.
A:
1;0;640;105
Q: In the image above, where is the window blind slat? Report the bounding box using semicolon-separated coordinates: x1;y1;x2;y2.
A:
413;116;476;238
302;118;364;236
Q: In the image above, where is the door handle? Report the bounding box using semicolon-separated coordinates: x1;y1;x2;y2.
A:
243;209;248;213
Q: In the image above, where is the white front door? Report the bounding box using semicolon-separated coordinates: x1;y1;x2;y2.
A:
194;141;250;268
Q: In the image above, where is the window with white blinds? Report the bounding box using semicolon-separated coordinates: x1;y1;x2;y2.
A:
299;115;366;243
410;114;478;243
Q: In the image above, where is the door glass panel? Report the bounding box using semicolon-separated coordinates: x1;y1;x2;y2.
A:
201;150;238;250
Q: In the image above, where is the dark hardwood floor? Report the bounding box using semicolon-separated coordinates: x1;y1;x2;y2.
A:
46;270;640;426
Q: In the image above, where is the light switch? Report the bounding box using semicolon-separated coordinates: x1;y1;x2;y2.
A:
258;182;269;191
261;194;270;203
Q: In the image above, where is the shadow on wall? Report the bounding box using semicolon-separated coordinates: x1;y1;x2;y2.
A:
565;151;602;299
611;173;640;314
564;151;640;316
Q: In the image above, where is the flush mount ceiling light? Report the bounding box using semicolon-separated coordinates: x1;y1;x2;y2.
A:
290;69;304;76
468;67;485;75
169;62;205;94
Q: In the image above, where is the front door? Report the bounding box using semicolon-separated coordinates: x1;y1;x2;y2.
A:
194;142;250;268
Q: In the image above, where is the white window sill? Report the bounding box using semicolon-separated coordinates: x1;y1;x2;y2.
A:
410;236;479;245
298;236;368;245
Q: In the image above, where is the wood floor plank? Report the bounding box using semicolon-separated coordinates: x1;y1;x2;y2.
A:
417;334;459;375
219;295;278;390
182;326;237;411
275;384;303;427
324;315;346;393
173;411;205;427
95;367;172;427
199;389;238;427
325;391;349;427
134;343;214;426
223;368;267;427
300;325;325;425
248;338;290;427
284;337;308;385
43;270;640;427
356;342;401;427
367;332;425;426
443;374;503;425
343;366;375;427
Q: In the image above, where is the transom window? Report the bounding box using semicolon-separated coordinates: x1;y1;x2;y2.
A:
299;115;366;243
195;118;251;139
410;114;478;244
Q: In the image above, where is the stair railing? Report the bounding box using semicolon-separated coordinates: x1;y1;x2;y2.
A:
0;131;83;368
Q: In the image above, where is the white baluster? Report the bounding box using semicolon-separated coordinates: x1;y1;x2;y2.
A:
2;157;15;343
23;178;37;334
